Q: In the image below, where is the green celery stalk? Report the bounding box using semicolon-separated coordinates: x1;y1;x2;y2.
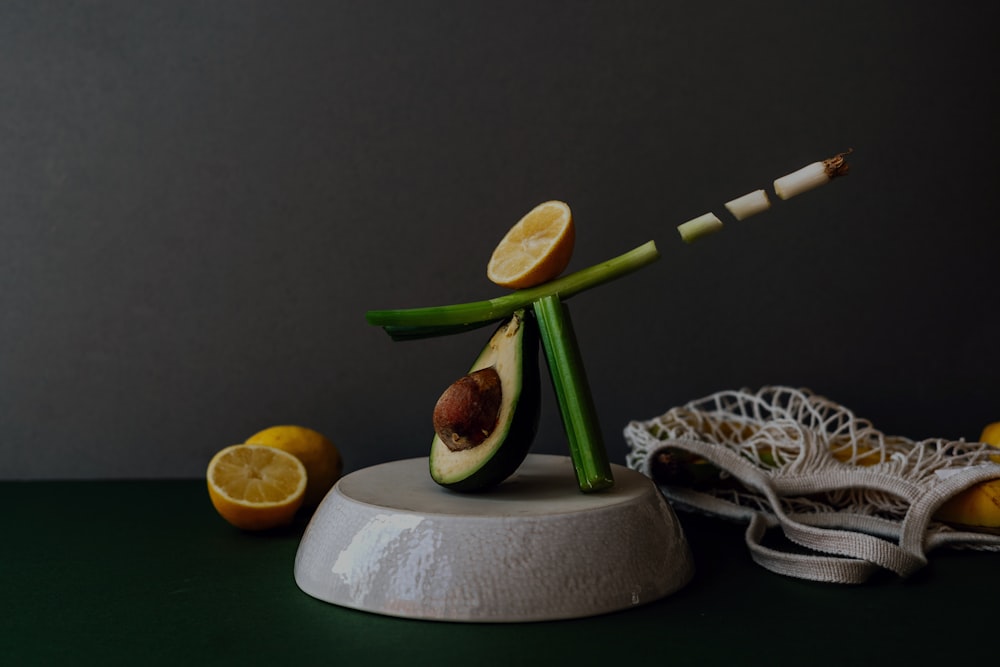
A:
367;240;658;340
533;294;614;492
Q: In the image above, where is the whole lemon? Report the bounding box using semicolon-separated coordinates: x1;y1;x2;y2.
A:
981;421;1000;446
981;421;1000;463
245;425;343;508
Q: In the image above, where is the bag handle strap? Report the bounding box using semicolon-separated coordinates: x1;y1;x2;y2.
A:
651;439;938;582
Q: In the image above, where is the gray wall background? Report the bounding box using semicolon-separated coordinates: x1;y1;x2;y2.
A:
2;1;998;480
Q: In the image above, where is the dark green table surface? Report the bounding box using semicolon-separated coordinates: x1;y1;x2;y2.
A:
3;480;997;666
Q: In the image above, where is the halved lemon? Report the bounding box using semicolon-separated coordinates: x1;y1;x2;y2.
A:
207;444;307;531
487;200;575;289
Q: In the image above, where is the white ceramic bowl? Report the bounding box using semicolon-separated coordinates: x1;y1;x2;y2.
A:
294;454;693;622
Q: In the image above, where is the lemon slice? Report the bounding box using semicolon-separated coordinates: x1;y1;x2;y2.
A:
487;200;575;289
207;444;307;530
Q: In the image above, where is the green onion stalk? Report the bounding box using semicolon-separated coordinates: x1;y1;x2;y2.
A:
366;240;659;340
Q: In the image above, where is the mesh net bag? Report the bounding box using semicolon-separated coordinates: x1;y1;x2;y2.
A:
624;386;1000;583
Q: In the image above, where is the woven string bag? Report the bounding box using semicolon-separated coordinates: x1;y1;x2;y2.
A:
624;386;1000;583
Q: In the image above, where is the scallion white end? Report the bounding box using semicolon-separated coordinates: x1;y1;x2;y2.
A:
773;150;852;200
724;189;771;220
677;212;723;243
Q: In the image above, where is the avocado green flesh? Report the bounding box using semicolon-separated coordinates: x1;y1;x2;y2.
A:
429;310;540;492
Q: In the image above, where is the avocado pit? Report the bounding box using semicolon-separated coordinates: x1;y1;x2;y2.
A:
433;367;503;451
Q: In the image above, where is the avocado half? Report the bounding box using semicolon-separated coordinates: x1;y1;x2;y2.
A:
429;309;540;492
